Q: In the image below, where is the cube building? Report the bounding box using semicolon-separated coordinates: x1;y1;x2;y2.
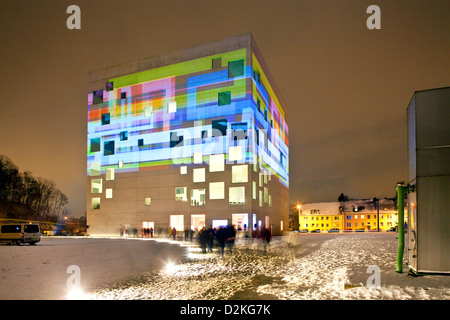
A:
86;33;289;237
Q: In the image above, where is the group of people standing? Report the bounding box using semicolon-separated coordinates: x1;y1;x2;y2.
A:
198;225;236;256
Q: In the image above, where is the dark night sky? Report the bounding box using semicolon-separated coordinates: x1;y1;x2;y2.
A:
0;0;449;217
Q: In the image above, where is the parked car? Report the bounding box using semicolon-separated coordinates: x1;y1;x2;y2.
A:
298;229;308;233
327;228;340;233
387;227;397;232
310;229;321;233
0;223;41;245
355;228;366;232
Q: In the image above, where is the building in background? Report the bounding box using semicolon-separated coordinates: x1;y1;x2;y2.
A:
86;33;289;237
298;198;398;232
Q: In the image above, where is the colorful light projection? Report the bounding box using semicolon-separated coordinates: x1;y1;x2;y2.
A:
87;48;289;187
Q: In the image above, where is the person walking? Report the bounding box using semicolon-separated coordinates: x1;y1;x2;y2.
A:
172;227;177;240
199;227;208;253
262;228;271;251
225;225;236;254
216;226;226;257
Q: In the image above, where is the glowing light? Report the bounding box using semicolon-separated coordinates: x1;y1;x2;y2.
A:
66;288;87;300
164;261;178;274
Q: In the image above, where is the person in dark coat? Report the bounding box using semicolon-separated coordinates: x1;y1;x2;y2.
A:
199;227;208;253
216;226;226;256
262;228;271;251
225;225;236;254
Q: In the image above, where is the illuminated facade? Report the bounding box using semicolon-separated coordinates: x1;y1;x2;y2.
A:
87;34;289;236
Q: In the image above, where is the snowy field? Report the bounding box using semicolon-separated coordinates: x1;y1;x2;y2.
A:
88;233;449;300
1;233;448;300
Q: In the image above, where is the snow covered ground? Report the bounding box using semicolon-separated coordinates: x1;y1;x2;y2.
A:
0;233;448;300
85;233;450;300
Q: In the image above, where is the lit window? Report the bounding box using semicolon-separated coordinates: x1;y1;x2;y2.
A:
229;187;245;205
180;166;187;175
91;198;100;210
228;146;242;161
144;106;152;117
269;194;272;207
91;179;102;194
252;181;257;199
193;168;205;183
105;168;115;181
259;190;263;207
191;214;206;231
168;101;177;113
118;160;124;168
209;182;225;200
170;215;184;231
191;189;205;206
232;165;248;183
145;197;151;206
264;187;268;203
90;162;100;176
175;187;187;201
209;154;224;172
193;152;203;164
106;188;113;199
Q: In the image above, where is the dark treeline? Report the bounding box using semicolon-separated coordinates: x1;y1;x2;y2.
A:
0;154;68;220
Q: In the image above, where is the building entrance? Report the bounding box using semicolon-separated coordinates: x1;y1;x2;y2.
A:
142;221;154;237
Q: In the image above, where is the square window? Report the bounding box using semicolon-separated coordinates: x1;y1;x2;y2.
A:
228;59;244;78
101;113;110;125
191;189;205;206
105;168;115;181
170;215;184;231
193;168;205;183
104;141;115;156
209;182;225;200
170;132;183;148
106;188;113;199
193;152;203;164
138;139;144;147
106;82;113;91
120;131;128;141
175;187;187;201
90;162;100;176
93;90;103;104
145;197;151;206
231;122;248;141
90;138;100;153
218;91;231;106
91;198;101;210
180;166;187;175
229;186;245;205
168;101;177;113
212;58;222;69
212;119;227;137
91;179;102;194
232;165;248;183
228;146;242;161
121;92;127;99
144;106;153;117
209;154;224;172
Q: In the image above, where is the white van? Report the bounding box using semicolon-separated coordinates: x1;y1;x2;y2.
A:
0;223;41;245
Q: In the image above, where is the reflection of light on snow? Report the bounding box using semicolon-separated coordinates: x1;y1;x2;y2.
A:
164;261;179;274
66;288;87;300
